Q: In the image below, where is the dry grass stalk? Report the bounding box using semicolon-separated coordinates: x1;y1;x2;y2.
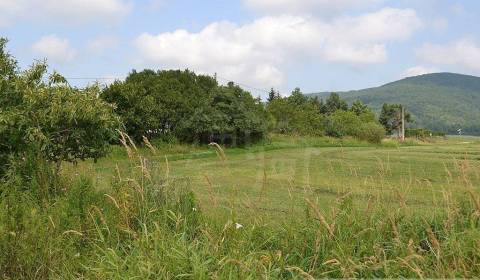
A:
441;190;457;232
468;190;480;216
305;198;335;238
285;266;315;280
139;157;152;184
394;189;407;209
142;136;157;155
261;167;267;202
164;155;170;180
389;215;401;244
397;257;424;279
118;130;133;158
115;164;122;182
63;230;84;236
364;195;375;219
203;174;218;207
104;194;120;209
426;226;441;259
443;163;453;184
48;215;56;229
209;142;227;162
90;205;107;226
457;158;471;187
130;179;145;202
124;132;138;151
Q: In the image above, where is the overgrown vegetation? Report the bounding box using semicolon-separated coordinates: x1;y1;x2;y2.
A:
0;38;121;177
2;38;480;279
101;71;386;145
102;70;267;145
2;135;480;279
267;90;385;143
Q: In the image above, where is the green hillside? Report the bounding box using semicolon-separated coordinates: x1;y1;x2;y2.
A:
308;73;480;135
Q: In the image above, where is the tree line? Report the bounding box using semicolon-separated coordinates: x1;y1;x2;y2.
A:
0;38;411;177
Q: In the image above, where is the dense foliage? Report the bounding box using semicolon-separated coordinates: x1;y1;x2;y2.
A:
267;89;385;143
378;104;411;135
309;73;480;135
0;39;121;177
102;70;267;145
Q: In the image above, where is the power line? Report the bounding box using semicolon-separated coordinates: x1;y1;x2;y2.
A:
214;75;271;94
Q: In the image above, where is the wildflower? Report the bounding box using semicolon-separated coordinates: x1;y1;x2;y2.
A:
235;223;243;229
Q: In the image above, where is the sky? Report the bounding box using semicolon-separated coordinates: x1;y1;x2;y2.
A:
1;0;480;97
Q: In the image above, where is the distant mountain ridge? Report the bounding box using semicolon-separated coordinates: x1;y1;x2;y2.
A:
307;73;480;135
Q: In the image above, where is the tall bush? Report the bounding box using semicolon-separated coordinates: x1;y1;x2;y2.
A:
102;71;268;145
0;38;121;178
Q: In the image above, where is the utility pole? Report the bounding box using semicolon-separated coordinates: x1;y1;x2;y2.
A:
401;106;405;141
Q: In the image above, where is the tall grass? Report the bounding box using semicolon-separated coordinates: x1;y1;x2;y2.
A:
1;138;480;279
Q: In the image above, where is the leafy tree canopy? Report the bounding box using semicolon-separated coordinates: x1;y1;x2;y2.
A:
379;103;411;135
102;70;268;145
0;38;121;176
325;93;348;115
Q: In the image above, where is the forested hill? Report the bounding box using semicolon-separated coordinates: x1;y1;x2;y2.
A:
308;73;480;135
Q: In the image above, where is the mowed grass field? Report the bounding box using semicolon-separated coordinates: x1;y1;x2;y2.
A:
68;135;480;222
6;134;480;278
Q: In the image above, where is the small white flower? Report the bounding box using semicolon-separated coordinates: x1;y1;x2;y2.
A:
235;223;243;229
192;207;197;212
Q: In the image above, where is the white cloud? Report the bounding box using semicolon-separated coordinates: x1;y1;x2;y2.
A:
244;0;381;15
417;39;480;72
0;0;132;26
403;66;438;77
32;35;76;63
133;8;421;88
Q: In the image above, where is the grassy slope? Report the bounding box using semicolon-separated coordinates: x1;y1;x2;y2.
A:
308;73;480;134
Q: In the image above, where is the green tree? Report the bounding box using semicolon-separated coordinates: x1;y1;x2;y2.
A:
267;88;279;103
102;70;267;145
325;93;348;114
0;38;121;176
350;100;369;116
379;103;411;135
102;69;216;142
287;87;308;106
178;82;267;144
267;93;324;136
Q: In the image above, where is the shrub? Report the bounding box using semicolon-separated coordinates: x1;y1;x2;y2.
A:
0;39;121;177
324;110;362;137
354;122;386;143
324;111;385;143
267;92;324;136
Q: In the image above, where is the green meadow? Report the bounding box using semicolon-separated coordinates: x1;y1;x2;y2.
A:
72;135;480;220
3;135;480;279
